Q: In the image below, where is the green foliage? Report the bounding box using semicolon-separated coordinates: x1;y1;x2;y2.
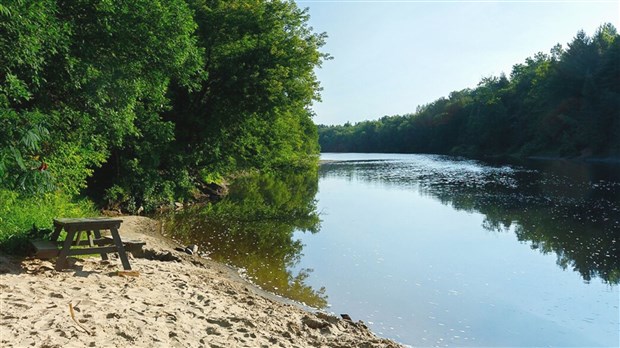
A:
2;0;326;212
0;0;67;193
45;0;205;208
52;0;204;143
168;0;325;177
319;24;620;160
0;189;96;253
0;110;54;194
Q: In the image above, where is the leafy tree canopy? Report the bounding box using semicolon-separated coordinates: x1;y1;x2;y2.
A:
1;0;326;211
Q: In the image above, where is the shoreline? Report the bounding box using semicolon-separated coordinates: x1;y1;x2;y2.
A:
318;152;620;165
0;216;403;347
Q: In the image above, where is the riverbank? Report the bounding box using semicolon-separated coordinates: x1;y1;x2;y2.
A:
0;216;403;348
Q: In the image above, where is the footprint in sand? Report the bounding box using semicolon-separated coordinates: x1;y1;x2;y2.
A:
206;318;232;328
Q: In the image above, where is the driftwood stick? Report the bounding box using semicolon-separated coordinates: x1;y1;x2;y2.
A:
69;302;92;335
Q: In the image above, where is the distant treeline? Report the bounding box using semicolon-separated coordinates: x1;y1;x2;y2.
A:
0;0;327;211
319;24;620;159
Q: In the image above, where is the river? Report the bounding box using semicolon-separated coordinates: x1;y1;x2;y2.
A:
164;153;619;347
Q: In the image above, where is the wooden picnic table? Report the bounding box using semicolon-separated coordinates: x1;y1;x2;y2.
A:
32;218;133;271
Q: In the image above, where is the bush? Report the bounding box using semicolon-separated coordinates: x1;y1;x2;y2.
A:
0;189;97;254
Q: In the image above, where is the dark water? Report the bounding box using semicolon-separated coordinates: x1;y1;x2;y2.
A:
163;153;619;347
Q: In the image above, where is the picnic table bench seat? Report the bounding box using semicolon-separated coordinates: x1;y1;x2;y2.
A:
31;237;146;259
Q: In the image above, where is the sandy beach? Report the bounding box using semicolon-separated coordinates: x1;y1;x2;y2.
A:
0;216;403;347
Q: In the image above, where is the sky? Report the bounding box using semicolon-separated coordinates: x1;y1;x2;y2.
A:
297;0;620;125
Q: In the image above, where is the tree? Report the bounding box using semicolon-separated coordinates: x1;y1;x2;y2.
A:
0;0;71;193
169;0;327;176
1;0;204;205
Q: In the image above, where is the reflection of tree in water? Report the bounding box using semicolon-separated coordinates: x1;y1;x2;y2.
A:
162;169;327;308
321;158;620;285
449;187;619;285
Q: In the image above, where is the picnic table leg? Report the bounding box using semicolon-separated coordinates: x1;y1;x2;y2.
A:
92;230;109;261
75;231;84;246
110;227;131;270
87;231;95;247
55;229;76;271
50;224;63;241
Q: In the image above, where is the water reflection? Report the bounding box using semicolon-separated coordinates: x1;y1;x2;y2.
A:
161;153;618;320
321;155;620;285
161;169;327;308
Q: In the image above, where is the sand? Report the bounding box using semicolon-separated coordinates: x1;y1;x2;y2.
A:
0;216;403;347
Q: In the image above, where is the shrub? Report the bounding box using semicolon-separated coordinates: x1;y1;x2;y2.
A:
0;189;97;254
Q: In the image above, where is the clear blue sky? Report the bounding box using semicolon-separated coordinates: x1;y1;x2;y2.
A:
298;0;620;125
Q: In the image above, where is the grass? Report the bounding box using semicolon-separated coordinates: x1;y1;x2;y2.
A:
0;189;98;254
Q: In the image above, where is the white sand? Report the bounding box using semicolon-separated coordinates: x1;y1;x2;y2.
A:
0;216;403;347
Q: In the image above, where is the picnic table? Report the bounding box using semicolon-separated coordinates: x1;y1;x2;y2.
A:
31;218;139;271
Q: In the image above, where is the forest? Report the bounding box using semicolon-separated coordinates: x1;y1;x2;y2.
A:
319;24;620;160
0;0;327;246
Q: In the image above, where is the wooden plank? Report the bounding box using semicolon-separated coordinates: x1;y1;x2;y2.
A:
93;229;109;261
65;246;119;256
30;238;112;250
56;230;77;270
101;237;145;254
31;240;131;259
87;231;95;247
110;226;131;270
67;239;113;247
31;239;58;249
102;236;146;247
50;224;62;241
53;217;122;231
54;217;123;224
98;237;145;255
31;240;60;259
74;231;85;246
